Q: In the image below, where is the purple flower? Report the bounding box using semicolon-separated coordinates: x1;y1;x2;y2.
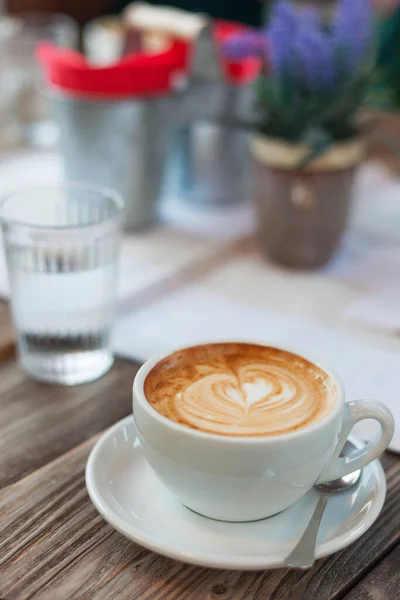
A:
298;5;322;30
223;0;372;90
223;32;265;60
333;0;373;71
269;0;298;37
295;28;335;91
265;2;325;79
265;0;298;75
266;25;291;76
287;5;335;90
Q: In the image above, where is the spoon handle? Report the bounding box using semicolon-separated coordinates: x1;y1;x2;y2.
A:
284;494;329;570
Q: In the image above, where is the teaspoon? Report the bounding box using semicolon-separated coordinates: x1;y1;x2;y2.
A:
284;441;362;569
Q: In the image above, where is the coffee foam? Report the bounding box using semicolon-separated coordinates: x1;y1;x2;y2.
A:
144;343;337;437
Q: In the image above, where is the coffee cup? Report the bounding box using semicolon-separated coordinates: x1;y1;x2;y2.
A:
133;342;394;522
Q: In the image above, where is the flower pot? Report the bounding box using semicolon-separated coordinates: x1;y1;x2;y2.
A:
250;136;364;270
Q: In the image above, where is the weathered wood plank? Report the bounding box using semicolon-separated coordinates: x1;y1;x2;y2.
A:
343;545;400;600
0;434;399;600
0;357;138;489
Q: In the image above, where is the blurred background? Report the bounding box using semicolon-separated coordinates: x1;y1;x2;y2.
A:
6;0;264;26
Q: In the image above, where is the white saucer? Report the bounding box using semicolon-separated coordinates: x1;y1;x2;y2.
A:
86;416;386;570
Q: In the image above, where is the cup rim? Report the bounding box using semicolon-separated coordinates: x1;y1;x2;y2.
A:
0;182;124;230
133;340;345;445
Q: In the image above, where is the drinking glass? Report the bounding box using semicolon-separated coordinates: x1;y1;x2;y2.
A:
4;13;78;148
0;184;123;385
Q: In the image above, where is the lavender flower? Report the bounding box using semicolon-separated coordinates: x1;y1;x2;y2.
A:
223;31;265;60
223;0;373;91
299;5;321;29
266;26;291;76
294;28;336;91
272;4;335;89
269;0;298;38
265;0;298;76
222;0;373;145
333;0;373;72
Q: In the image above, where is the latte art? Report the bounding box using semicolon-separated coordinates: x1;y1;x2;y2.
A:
144;344;337;437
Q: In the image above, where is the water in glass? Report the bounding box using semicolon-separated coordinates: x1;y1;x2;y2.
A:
1;185;123;384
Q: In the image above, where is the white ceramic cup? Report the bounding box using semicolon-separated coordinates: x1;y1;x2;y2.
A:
133;343;394;522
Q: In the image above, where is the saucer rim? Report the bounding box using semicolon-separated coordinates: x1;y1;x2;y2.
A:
86;415;386;571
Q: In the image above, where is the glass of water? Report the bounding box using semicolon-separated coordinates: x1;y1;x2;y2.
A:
0;184;123;385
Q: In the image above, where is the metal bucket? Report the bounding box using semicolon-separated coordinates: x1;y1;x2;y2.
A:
161;27;253;207
170;121;248;206
51;93;172;230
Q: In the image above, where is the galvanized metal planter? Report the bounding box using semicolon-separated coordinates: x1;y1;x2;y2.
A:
52;94;172;231
50;25;256;230
170;122;248;206
164;27;253;208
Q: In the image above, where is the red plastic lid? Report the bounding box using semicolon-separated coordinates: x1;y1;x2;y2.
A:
37;20;260;99
37;39;190;98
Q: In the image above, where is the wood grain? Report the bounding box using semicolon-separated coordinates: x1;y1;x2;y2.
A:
0;431;399;600
343;545;400;600
0;357;138;489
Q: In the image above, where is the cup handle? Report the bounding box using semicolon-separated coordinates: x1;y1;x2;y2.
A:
317;400;394;484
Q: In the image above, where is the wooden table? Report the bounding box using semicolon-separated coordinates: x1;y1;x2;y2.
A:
0;304;399;600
